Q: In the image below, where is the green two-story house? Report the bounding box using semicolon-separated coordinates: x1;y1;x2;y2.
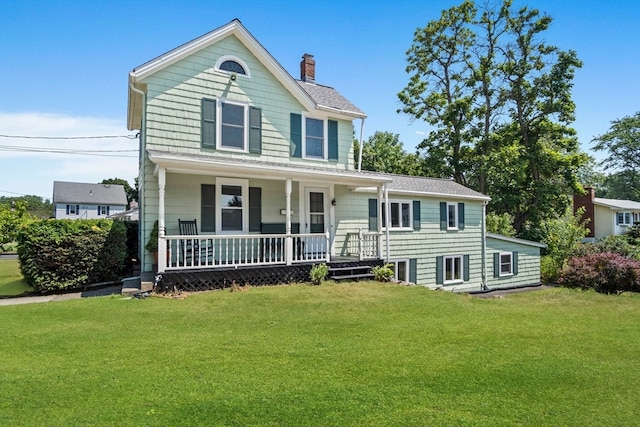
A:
127;19;543;292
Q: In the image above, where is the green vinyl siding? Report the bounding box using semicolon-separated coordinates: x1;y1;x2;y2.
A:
487;237;542;289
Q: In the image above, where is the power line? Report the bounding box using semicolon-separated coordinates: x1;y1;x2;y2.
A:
0;134;138;140
0;145;138;158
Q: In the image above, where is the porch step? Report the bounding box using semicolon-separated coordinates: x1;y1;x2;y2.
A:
329;265;376;282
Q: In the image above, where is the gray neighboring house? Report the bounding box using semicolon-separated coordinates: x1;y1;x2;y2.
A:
53;181;128;220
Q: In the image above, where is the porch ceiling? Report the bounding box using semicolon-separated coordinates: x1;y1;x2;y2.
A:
147;150;392;187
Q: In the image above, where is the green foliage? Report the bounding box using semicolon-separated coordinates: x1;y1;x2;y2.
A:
592;112;640;197
0;201;35;251
537;207;590;281
573;235;640;262
0;195;53;219
558;252;640;294
17;219;127;291
398;0;586;233
371;263;394;282
145;220;159;253
101;177;137;204
354;132;421;176
309;263;328;285
485;212;516;236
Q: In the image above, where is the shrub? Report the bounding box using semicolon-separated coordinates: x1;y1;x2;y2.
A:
309;263;328;285
558;252;640;294
540;255;559;284
17;219;127;291
573;235;640;262
371;264;394;282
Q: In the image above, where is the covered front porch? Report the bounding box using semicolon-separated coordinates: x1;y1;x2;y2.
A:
146;151;393;274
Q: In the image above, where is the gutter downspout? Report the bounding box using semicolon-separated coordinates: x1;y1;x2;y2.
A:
481;200;489;290
384;183;390;264
129;81;148;269
357;118;365;172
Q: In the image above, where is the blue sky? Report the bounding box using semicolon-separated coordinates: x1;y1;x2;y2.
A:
1;0;638;201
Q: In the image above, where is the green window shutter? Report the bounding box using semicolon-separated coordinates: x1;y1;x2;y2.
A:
463;255;470;281
458;202;465;230
201;184;216;232
328;120;338;161
249;187;262;232
409;259;418;284
439;202;447;230
290;113;302;158
368;198;378;231
513;251;519;276
436;256;443;285
202;98;216;149
76;205;79;215
412;200;421;230
249;107;262;154
66;205;69;215
97;206;101;215
493;253;500;278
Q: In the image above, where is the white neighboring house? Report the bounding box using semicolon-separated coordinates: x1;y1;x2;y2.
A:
574;187;640;240
53;181;128;220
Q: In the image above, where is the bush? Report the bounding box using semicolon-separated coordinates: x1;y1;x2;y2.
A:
558;252;640;294
371;264;394;282
309;263;328;285
540;255;559;284
572;235;640;262
17;219;127;291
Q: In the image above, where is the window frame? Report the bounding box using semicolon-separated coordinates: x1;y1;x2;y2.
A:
382;199;413;231
443;255;464;284
218;98;249;152
98;205;109;216
447;202;458;230
214;55;251;78
389;259;409;282
302;115;327;160
215;177;249;234
499;252;513;277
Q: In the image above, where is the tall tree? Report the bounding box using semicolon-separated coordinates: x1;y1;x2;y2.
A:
101;178;137;205
592;112;640;196
398;0;586;234
354;132;421;176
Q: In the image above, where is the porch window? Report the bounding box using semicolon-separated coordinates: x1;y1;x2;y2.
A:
382;200;412;229
216;178;248;233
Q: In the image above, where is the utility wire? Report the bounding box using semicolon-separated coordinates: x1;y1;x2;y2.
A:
0;134;138;140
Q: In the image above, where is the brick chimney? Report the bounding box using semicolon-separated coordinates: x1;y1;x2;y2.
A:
574;186;596;237
300;53;315;83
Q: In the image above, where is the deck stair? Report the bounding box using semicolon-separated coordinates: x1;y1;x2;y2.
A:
329;264;376;282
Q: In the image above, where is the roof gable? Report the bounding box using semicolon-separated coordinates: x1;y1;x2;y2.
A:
128;19;366;130
53;181;128;206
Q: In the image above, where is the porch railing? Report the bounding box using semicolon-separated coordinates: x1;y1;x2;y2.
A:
160;232;330;271
345;229;380;260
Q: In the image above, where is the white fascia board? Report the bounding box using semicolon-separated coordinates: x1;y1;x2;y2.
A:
486;232;547;248
147;152;391;186
316;105;367;120
350;187;490;202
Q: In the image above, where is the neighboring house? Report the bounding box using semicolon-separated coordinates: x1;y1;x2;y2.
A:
127;19;542;292
574;187;640;240
109;201;140;221
53;181;128;220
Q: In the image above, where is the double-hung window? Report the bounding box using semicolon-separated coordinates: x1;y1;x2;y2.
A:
98;206;110;216
447;203;458;229
66;204;79;215
499;252;513;276
617;212;632;226
382;200;412;229
304;117;325;159
444;255;463;284
202;98;262;153
216;178;248;233
390;260;409;282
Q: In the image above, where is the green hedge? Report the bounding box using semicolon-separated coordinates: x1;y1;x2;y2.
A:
17;219;127;291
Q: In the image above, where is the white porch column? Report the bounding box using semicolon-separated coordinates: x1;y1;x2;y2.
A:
384;183;390;263
377;185;384;259
157;167;167;272
285;178;293;265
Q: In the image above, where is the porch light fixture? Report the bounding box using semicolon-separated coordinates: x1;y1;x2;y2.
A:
331;198;336;206
230;72;237;81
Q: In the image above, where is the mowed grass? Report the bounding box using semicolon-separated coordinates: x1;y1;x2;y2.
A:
1;283;639;426
0;258;32;295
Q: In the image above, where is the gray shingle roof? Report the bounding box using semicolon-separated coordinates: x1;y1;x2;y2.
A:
296;80;366;117
382;174;489;200
53;181;128;205
594;197;640;210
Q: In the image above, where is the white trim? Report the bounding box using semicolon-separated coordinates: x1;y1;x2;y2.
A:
389;259;409;282
498;252;514;277
443;255;464;285
447;202;458;230
214;55;251;78
215;177;249;234
217;98;249;152
351;187;490;202
301;114;328;161
382;199;413;231
486;232;547;248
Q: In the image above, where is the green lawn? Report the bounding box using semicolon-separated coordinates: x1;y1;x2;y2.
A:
1;283;639;426
0;258;32;295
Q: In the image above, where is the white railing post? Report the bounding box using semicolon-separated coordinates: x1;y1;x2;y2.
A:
286;235;293;265
358;228;364;261
325;229;331;263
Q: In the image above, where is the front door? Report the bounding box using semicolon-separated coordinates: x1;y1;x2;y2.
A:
304;188;329;256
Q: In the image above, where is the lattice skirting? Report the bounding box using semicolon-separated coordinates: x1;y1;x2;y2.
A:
156;260;383;293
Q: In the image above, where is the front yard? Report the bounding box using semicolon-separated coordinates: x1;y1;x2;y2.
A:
1;281;638;425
